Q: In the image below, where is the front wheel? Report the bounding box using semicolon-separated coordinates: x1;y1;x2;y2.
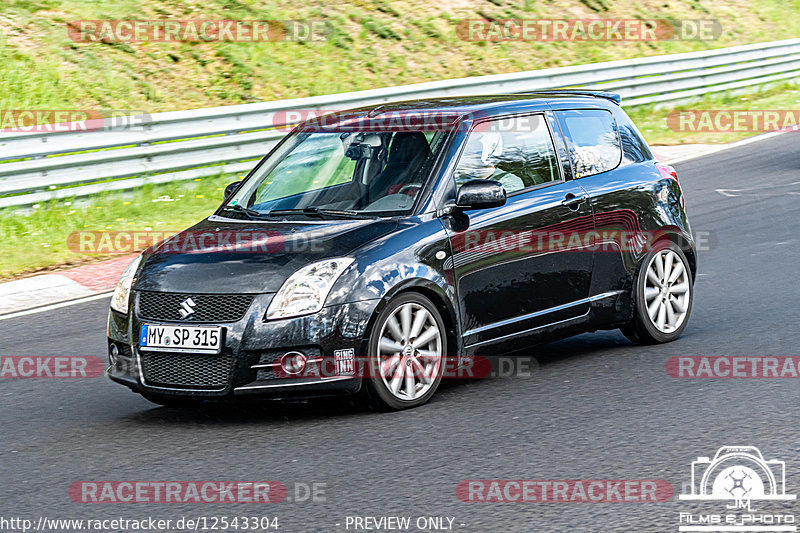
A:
362;293;447;410
621;241;693;344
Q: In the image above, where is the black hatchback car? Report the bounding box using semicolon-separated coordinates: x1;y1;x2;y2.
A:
107;91;695;410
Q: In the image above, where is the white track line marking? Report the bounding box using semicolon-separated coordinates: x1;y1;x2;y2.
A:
0;292;113;321
667;128;795;164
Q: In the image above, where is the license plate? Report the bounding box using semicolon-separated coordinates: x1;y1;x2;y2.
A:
139;324;223;354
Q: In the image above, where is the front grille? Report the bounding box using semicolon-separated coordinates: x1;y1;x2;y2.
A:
137;292;255;323
255;351;281;382
140;351;233;389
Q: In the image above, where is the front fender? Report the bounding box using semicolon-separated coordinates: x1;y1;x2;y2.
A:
324;215;461;352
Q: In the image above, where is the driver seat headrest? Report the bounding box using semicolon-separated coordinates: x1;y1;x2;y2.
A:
387;132;430;164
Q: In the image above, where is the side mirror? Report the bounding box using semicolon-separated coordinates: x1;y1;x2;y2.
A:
224;181;242;200
455;179;507;210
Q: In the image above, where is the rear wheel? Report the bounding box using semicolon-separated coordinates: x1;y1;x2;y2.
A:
363;293;447;410
622;241;693;344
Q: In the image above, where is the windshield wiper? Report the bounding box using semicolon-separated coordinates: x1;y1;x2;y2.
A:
267;208;372;219
220;203;267;220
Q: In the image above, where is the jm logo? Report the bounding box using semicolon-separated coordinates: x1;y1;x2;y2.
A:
179;297;197;318
680;446;796;504
727;497;752;511
678;446;796;533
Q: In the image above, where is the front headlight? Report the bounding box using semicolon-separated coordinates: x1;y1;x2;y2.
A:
266;258;354;320
110;254;143;314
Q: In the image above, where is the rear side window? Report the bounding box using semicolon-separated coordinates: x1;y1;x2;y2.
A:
617;116;653;163
453;114;561;195
556;109;622;178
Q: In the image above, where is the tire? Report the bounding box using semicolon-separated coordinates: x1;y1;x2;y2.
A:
141;392;199;408
622;240;694;344
362;293;448;411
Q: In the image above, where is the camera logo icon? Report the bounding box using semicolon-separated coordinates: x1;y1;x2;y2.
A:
680;446;796;502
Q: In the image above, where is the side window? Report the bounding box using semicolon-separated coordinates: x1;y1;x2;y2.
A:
453;114;560;195
617;118;653;164
556;109;622;178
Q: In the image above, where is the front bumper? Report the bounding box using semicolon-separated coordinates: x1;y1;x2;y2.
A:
107;293;379;399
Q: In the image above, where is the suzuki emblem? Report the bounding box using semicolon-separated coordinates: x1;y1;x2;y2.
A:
179;297;197;318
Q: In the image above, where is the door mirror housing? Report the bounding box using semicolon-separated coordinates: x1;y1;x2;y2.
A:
224;181;242;200
455;179;507;210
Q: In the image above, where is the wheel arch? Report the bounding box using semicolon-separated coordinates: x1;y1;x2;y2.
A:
621;231;695;343
646;229;696;281
365;278;461;358
665;232;697;281
618;229;696;325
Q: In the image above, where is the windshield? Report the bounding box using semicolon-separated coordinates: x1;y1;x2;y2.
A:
224;129;449;218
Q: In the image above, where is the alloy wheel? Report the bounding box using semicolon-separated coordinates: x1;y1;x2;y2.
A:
376;302;443;401
643;248;690;333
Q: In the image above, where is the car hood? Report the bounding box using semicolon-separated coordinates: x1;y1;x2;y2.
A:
134;216;398;294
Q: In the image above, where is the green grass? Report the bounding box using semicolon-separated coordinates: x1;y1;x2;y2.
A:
1;0;800;112
0;174;236;278
627;82;800;146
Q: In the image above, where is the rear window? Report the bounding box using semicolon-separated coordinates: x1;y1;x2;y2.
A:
556;109;622;178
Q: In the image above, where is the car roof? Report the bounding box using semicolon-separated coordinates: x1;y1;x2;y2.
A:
300;92;621;131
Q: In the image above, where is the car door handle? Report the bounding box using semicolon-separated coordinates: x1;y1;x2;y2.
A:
561;193;588;209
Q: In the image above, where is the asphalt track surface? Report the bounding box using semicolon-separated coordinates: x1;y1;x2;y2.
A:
1;132;799;532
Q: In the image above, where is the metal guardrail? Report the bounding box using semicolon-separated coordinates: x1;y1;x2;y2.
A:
2;38;799;208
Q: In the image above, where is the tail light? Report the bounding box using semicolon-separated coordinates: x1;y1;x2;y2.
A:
655;162;684;208
655;163;678;181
